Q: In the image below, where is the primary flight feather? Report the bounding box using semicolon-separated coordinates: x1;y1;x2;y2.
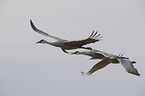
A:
30;20;102;53
71;49;140;76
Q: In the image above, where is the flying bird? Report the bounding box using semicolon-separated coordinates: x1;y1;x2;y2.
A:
71;49;128;60
30;20;102;53
71;49;140;76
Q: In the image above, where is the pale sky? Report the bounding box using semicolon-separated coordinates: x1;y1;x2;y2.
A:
0;0;145;96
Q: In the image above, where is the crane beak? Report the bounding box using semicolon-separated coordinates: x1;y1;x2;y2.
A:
36;40;44;44
36;40;41;44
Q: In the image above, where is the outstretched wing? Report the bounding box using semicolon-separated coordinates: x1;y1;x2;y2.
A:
30;20;67;41
118;59;140;76
64;31;102;47
85;59;110;75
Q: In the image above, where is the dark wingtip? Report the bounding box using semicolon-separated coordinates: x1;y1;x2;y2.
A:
30;19;33;25
30;19;33;26
30;19;38;31
134;73;141;76
135;71;141;76
129;70;141;76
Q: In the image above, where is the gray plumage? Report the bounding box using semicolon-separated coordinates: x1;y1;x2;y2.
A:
30;20;102;53
71;49;140;76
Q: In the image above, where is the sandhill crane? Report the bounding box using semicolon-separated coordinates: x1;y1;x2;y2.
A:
30;20;102;53
71;49;140;76
71;49;128;60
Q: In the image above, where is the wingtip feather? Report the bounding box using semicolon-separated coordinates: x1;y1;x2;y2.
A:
81;71;92;76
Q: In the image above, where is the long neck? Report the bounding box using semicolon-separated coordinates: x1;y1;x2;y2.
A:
41;40;58;47
76;51;90;56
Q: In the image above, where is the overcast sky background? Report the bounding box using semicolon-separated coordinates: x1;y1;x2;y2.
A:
0;0;145;96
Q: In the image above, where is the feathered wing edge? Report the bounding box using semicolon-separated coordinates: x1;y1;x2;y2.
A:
118;59;140;76
81;59;110;75
64;31;103;47
30;20;67;41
